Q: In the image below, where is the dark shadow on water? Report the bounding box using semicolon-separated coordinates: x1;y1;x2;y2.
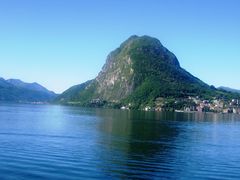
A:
94;110;181;179
91;109;240;179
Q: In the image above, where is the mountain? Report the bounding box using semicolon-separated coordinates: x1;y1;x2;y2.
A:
218;86;240;94
0;78;57;102
6;79;56;95
56;35;238;109
0;78;12;88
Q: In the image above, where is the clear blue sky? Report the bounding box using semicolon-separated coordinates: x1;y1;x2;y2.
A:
0;0;239;93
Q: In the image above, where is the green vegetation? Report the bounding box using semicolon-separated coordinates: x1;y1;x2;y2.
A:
56;35;240;109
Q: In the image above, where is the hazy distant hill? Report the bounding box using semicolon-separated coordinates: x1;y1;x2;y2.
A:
0;78;57;102
218;86;240;94
6;79;56;95
56;35;239;109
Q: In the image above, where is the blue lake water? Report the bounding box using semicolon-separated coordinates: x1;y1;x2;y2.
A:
0;103;240;179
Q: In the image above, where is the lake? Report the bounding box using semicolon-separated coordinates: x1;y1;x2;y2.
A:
0;103;240;179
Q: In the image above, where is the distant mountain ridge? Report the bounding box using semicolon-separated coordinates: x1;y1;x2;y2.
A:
218;86;240;94
6;79;56;95
56;35;239;109
0;77;57;102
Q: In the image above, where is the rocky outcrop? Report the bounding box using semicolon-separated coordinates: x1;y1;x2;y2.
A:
56;35;226;108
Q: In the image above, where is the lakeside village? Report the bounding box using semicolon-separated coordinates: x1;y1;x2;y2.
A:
120;96;240;114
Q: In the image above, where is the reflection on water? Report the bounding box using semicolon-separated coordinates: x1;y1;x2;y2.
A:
95;110;180;179
0;104;240;179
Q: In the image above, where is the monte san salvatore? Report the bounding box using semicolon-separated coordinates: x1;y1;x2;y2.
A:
56;35;240;113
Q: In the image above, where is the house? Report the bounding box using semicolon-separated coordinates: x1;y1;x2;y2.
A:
233;108;240;114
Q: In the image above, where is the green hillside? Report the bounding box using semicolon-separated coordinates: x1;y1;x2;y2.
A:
56;35;239;109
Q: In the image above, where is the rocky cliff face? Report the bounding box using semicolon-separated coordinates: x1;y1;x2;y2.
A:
56;35;217;108
95;39;135;101
94;35;189;102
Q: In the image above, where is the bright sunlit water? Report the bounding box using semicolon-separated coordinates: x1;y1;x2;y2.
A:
0;103;240;179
